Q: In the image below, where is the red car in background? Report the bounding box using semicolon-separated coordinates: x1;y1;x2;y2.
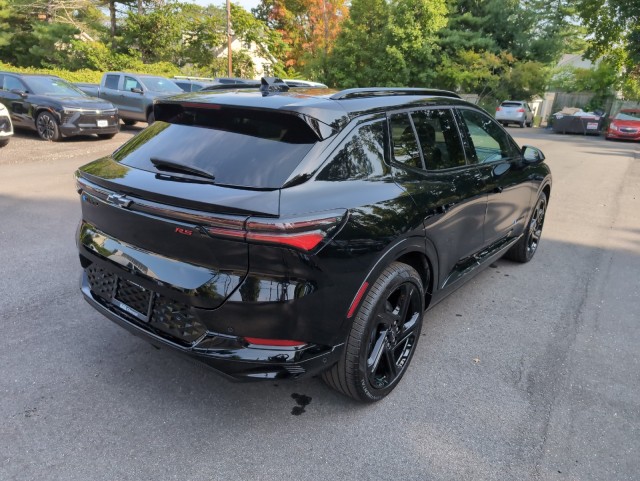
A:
606;109;640;141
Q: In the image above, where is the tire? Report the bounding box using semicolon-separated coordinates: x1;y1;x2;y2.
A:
505;192;547;263
322;262;425;402
36;111;61;141
97;133;117;140
147;111;155;125
123;119;137;126
520;121;525;128
0;138;8;148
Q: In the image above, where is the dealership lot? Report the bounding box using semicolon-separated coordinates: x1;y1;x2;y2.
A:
1;128;638;480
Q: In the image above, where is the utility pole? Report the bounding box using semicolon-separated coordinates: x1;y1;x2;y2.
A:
227;0;232;77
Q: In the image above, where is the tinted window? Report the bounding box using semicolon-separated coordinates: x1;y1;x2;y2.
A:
317;120;388;181
3;76;25;92
459;109;519;164
389;113;422;169
411;109;465;170
104;75;119;90
174;82;191;92
113;117;317;189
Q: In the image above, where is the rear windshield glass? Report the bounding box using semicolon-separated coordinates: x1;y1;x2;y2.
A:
113;118;317;189
501;102;523;108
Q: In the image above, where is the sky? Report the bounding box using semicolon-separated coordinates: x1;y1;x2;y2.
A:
190;0;261;11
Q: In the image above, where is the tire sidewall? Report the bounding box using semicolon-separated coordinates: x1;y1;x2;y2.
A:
36;111;60;141
354;264;424;401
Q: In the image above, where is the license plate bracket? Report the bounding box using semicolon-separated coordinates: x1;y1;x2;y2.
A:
112;279;152;322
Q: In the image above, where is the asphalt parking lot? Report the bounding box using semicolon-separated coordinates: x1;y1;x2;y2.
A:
1;126;638;481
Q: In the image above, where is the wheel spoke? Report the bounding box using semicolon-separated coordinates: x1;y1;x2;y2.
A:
396;312;420;346
383;343;398;378
367;330;387;372
397;284;415;323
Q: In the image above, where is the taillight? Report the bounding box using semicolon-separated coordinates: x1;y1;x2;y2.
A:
206;209;348;252
517;108;525;112
496;107;502;111
244;337;307;347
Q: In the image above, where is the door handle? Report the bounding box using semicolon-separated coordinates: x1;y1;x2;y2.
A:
493;186;503;193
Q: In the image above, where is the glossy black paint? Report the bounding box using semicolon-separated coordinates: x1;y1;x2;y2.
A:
76;89;551;381
0;72;119;138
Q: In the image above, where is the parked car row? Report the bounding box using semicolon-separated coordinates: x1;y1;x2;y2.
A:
0;70;327;142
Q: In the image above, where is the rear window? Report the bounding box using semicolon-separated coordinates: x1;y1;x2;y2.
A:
501;102;523;108
113;109;318;189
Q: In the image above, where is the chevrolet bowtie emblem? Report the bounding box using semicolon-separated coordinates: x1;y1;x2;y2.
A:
106;193;132;208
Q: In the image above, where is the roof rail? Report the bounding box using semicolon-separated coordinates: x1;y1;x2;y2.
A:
330;88;461;100
174;75;214;81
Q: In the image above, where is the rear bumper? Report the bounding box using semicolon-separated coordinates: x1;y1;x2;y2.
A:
495;114;525;123
80;271;343;381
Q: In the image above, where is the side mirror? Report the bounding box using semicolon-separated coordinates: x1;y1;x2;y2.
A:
10;89;27;98
131;87;144;94
522;145;545;164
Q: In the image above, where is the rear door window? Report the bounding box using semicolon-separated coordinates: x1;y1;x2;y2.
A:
104;74;119;90
410;109;466;170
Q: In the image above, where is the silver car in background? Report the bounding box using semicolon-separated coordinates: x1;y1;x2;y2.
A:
495;100;534;128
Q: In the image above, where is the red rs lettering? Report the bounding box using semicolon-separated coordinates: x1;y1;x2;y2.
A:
175;227;193;236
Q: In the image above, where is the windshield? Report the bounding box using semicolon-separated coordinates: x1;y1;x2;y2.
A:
139;77;182;93
615;111;640;121
25;76;86;97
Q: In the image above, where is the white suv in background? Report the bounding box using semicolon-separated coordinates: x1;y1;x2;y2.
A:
0;103;13;147
495;100;534;128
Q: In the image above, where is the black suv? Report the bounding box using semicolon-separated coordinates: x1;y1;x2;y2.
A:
76;84;551;402
0;72;119;141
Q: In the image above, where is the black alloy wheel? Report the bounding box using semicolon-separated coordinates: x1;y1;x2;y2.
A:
36;111;61;141
505;191;547;263
322;262;425;402
526;194;546;256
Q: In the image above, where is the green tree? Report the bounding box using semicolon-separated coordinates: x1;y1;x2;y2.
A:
387;0;447;86
325;0;397;87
